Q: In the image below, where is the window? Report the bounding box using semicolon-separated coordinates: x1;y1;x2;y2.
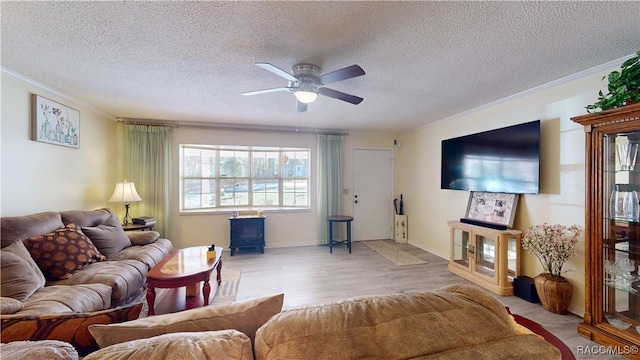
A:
180;145;310;211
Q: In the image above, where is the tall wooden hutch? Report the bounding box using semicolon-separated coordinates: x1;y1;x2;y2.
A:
571;103;640;357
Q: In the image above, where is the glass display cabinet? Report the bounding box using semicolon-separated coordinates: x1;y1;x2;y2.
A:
448;220;521;295
572;104;640;355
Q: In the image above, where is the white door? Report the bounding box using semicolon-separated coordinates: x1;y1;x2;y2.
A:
353;149;393;241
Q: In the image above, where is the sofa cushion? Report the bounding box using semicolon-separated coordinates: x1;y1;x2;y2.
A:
1;303;142;357
127;230;160;246
49;259;147;307
0;240;46;300
417;334;561;359
89;293;284;348
60;208;131;258
59;208;112;227
81;225;131;260
84;330;253;360
253;285;560;360
108;237;173;269
0;340;79;360
23;224;106;280
1;211;64;248
0;297;23;314
20;283;111;315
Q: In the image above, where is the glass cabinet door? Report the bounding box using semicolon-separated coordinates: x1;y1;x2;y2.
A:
474;235;496;281
603;132;640;335
452;228;470;269
507;236;518;278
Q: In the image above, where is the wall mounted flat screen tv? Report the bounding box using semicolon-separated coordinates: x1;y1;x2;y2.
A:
441;120;540;194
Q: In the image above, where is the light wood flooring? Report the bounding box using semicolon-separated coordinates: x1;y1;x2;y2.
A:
221;240;626;360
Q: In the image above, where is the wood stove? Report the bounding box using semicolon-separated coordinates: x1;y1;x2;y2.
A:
229;216;265;256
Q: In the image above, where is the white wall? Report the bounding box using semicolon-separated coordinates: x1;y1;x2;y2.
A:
168;127;395;250
1;72;117;216
394;65;618;316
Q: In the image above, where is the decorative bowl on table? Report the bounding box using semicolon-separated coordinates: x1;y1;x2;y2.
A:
605;314;631;330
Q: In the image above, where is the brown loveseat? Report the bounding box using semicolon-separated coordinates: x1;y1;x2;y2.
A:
76;285;561;359
0;208;173;353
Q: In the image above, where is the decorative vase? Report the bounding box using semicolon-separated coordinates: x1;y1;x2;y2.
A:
534;273;573;314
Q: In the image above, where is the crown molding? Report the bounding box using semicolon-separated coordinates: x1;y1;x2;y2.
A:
119;118;348;135
1;66;117;121
414;53;636;132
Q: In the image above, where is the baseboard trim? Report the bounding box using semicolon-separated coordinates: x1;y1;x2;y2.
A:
408;240;448;260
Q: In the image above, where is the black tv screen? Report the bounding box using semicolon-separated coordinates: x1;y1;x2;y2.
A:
441;120;540;194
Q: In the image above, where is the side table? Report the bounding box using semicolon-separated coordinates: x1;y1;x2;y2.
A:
122;222;155;231
327;215;353;254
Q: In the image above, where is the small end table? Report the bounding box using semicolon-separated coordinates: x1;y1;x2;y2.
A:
122;222;155;231
326;215;353;254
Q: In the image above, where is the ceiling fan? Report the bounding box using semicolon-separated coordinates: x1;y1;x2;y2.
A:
242;62;365;112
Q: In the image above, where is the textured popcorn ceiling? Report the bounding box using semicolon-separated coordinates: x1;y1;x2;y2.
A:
1;2;639;133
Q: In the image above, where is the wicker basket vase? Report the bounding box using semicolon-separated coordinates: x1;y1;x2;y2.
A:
534;273;573;315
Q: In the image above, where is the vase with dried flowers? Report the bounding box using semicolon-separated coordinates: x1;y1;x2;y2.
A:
521;223;582;314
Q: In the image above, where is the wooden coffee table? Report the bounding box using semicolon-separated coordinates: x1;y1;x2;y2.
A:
146;246;223;315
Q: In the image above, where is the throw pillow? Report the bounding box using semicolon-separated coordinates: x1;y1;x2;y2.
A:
0;296;24;314
127;230;160;246
0;240;46;300
84;330;253;360
81;219;131;259
0;340;79;360
22;224;106;281
89;293;284;348
0;303;142;357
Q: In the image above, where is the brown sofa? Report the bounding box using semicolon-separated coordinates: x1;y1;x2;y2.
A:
79;285;561;359
0;208;173;353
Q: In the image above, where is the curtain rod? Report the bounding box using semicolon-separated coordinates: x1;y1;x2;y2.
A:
117;118;348;136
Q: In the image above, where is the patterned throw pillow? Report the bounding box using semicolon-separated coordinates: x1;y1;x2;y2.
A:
23;224;106;281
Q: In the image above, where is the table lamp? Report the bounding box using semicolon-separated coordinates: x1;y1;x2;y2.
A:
109;180;142;225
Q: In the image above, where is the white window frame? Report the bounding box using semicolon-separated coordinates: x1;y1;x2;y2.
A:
179;144;310;213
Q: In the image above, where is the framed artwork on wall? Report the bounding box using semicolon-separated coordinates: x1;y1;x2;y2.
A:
31;94;80;148
465;191;519;228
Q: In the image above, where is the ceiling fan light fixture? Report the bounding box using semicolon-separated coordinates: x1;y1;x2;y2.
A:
294;90;317;104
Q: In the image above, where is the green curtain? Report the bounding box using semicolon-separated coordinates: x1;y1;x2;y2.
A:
123;124;171;238
317;134;343;245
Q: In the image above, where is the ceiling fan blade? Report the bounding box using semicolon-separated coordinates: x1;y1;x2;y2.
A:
255;62;298;82
319;65;365;85
242;87;291;96
296;100;308;113
319;87;363;105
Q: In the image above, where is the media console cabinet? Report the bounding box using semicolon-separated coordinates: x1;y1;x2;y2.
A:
447;220;521;296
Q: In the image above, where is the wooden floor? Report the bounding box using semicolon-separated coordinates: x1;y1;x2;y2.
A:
222;240;626;360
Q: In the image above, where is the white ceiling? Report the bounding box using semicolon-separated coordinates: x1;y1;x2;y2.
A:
2;2;639;133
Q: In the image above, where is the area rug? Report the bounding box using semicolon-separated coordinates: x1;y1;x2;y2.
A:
211;268;241;305
363;240;427;266
139;268;242;317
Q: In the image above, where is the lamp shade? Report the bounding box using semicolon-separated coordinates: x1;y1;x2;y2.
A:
294;90;318;104
109;181;142;203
